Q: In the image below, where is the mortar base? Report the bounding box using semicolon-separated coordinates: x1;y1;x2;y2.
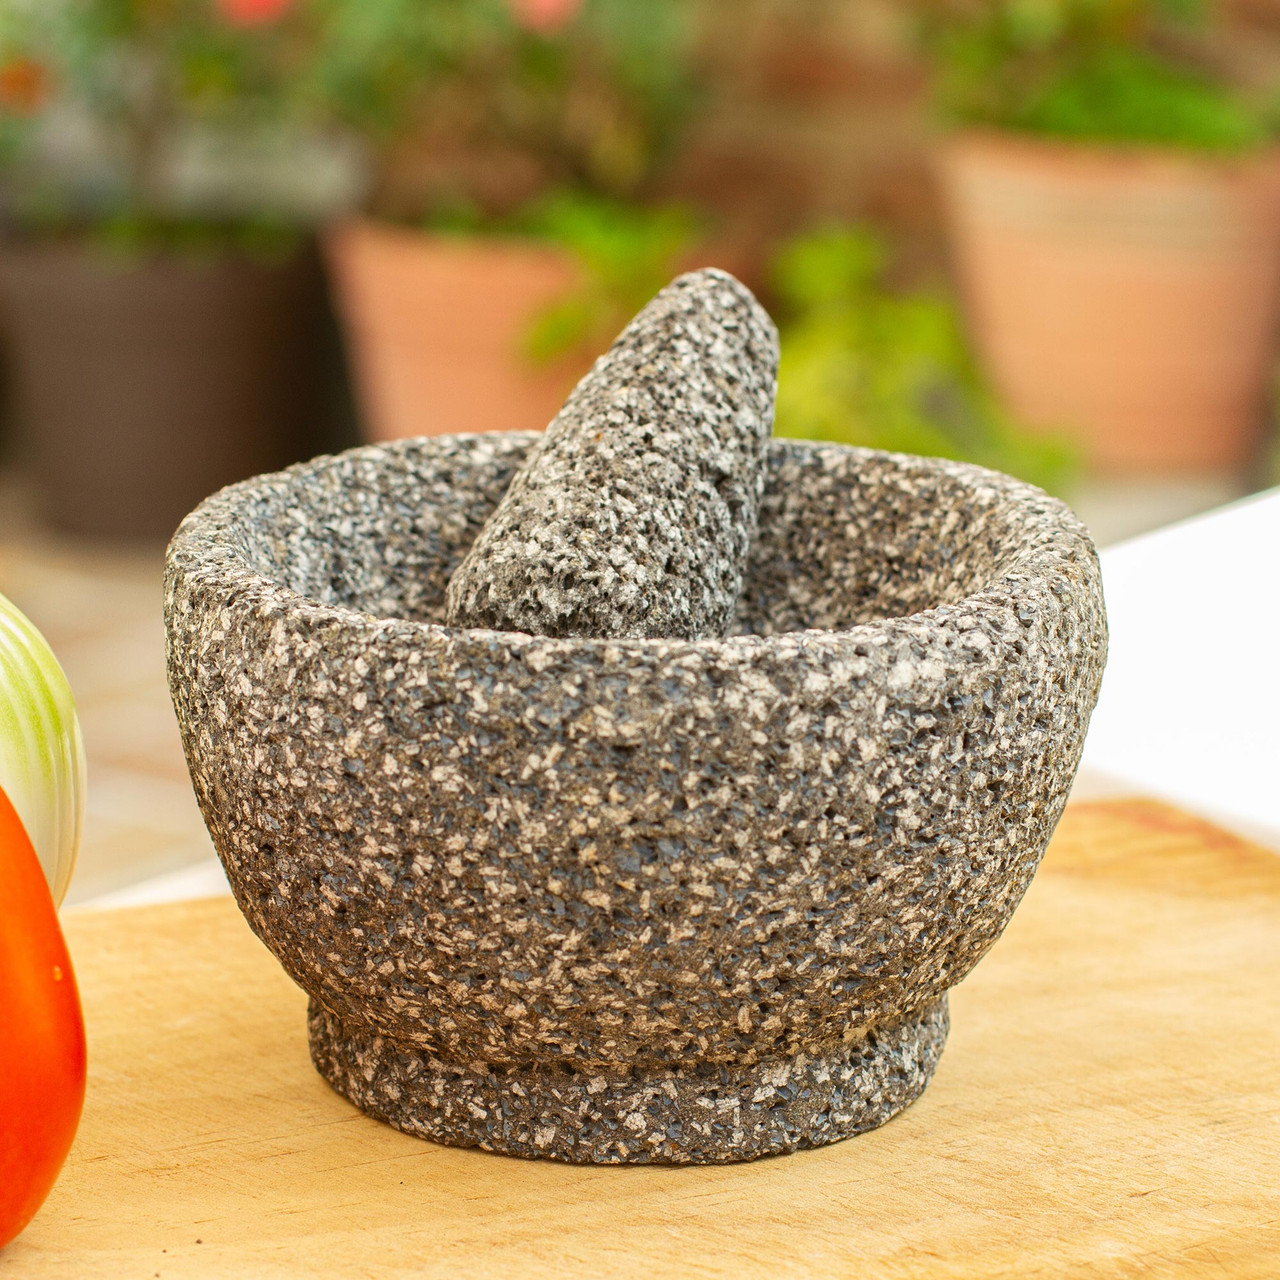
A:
308;996;948;1165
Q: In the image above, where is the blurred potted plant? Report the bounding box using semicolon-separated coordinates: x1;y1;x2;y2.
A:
318;0;700;440
772;224;1076;493
0;0;339;539
929;0;1280;473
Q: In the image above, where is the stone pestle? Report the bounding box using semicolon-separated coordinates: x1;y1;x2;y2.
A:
444;268;779;640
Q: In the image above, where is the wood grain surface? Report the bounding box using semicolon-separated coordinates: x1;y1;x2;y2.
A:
6;800;1278;1279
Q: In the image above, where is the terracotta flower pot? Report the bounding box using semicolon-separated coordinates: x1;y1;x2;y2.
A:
0;241;328;539
324;220;589;442
938;132;1280;473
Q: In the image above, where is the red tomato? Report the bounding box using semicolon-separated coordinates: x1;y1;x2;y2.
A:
0;785;86;1249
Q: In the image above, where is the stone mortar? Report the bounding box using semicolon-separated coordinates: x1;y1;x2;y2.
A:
164;432;1107;1165
446;268;778;640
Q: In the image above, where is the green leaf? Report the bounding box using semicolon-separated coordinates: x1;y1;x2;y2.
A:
519;190;699;364
772;224;1080;495
928;0;1271;152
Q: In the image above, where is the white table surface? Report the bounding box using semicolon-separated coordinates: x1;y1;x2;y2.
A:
1080;486;1280;850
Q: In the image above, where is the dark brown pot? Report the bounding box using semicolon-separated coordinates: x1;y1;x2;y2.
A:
0;241;329;539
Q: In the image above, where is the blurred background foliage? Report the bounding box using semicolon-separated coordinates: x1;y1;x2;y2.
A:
2;0;1280;495
926;0;1278;149
771;225;1077;492
519;192;699;365
0;0;698;233
315;0;698;219
0;0;311;233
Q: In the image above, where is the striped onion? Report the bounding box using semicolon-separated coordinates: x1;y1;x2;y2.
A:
0;591;85;906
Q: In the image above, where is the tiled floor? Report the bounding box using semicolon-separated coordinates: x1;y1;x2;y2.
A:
0;464;1247;906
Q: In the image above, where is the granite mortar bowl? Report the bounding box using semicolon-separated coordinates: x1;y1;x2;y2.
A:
165;432;1107;1165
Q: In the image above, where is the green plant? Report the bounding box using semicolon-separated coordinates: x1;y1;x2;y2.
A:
505;0;697;199
519;191;698;364
359;0;699;220
771;225;1077;494
927;0;1274;151
0;0;314;234
0;1;699;235
298;1;506;140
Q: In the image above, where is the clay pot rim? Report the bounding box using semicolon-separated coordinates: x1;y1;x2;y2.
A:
322;215;582;261
937;125;1280;177
168;433;1091;667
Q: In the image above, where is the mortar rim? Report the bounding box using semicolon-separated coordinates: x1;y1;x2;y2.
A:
164;433;1091;658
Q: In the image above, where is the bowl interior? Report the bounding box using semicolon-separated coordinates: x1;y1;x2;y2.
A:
229;434;1030;635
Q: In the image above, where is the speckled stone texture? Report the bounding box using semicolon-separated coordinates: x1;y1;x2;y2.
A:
445;269;777;640
308;997;949;1163
164;432;1107;1165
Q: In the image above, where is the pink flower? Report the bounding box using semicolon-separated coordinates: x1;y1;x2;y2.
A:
215;0;293;28
0;57;50;115
507;0;584;35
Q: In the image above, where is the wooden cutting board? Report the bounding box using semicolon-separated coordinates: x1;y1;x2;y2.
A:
6;800;1278;1279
